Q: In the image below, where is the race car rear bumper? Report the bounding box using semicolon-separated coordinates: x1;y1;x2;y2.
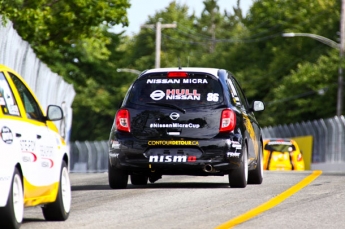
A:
109;137;243;175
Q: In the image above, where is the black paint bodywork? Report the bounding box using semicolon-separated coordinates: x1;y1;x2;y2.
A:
108;68;263;177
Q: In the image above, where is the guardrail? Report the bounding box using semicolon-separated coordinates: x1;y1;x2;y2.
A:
70;141;108;173
69;116;345;173
262;115;345;164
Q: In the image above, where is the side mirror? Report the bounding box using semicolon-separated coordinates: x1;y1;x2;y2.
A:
251;101;265;112
47;105;63;121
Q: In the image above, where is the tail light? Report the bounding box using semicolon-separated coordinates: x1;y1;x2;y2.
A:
115;109;130;132
297;153;303;161
219;109;236;132
167;72;188;78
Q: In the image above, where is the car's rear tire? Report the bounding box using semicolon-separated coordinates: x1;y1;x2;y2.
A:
108;160;128;189
228;144;248;188
0;168;24;229
42;161;71;221
130;174;148;185
248;142;264;184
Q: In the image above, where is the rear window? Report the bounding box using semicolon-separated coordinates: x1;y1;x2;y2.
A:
128;73;224;108
265;141;296;152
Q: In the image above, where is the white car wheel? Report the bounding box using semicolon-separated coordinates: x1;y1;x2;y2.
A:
0;168;24;229
61;166;71;213
42;161;71;221
12;173;24;223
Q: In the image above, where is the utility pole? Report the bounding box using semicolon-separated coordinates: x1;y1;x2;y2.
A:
337;0;345;116
141;20;177;68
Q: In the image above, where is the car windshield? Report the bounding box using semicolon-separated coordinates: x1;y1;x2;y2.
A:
265;141;296;152
128;73;224;108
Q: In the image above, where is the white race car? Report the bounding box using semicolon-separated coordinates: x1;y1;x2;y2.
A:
0;64;71;229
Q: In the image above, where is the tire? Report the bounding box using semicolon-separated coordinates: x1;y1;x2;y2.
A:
130;174;148;185
248;142;264;184
108;160;128;189
42;161;71;221
0;168;24;229
228;144;248;188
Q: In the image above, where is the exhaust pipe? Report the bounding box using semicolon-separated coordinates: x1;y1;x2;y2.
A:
203;164;214;173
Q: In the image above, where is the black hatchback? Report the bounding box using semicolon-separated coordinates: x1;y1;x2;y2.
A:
108;67;265;188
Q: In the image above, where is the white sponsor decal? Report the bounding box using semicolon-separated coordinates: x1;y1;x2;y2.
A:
150;90;165;100
9;105;19;115
146;79;208;84
1;126;13;144
150;89;201;101
0;176;11;181
147;79;180;84
167;132;180;135
166;89;200;100
39;145;54;158
149;155;197;162
227;152;241;158
20;139;35;152
111;140;120;149
182;79;208;84
41;158;54;168
169;112;179;120
232;141;242;149
150;123;200;128
22;151;37;162
207;93;219;102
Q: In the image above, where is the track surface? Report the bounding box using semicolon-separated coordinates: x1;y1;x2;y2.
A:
22;171;345;229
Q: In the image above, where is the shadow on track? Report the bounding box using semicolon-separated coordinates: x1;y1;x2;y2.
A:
72;185;110;191
128;182;230;189
23;218;45;223
71;182;231;191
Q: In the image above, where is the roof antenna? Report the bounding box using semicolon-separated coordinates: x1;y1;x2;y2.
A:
178;57;182;69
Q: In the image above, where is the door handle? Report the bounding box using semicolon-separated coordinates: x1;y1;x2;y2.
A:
37;135;42;139
15;133;21;137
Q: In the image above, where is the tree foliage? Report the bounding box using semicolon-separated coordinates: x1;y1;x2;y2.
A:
1;0;130;140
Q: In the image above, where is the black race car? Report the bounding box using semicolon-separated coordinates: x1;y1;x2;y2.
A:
108;67;265;188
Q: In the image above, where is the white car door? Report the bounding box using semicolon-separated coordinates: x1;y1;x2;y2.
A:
8;72;60;200
0;72;24;206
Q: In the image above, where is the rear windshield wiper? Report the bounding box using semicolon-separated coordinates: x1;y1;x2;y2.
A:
146;102;186;113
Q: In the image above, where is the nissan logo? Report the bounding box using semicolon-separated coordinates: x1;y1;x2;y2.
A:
169;112;180;120
150;90;165;100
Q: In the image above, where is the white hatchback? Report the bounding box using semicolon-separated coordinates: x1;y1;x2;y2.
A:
0;65;71;229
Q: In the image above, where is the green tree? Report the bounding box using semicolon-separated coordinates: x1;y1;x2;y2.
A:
1;0;131;140
119;1;198;70
227;0;341;125
267;50;342;125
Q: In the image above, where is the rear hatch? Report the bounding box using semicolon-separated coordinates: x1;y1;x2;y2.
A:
265;140;295;170
126;71;225;140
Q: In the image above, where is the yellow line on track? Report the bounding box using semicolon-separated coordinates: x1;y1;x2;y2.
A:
215;170;323;229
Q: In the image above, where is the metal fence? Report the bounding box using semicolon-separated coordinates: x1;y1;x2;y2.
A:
70;141;109;173
0;16;75;143
262;115;345;164
69;116;345;173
